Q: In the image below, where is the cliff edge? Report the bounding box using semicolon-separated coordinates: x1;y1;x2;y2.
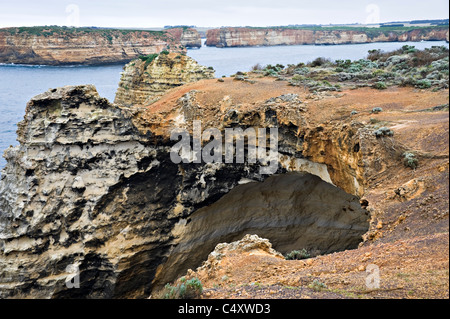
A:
206;26;450;47
0;27;194;65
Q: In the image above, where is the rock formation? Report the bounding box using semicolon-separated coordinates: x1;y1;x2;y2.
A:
166;27;202;48
114;52;215;106
0;27;186;65
1;43;448;299
0;75;378;298
206;27;450;47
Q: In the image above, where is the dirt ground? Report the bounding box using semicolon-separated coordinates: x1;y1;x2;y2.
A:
150;77;449;299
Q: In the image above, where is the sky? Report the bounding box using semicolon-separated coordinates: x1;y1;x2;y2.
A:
0;0;448;28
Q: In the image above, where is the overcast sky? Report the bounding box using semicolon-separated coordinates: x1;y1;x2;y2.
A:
0;0;448;28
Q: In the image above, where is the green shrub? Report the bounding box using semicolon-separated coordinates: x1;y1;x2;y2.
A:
335;59;352;69
160;277;203;299
371;107;383;114
373;81;387;90
415;79;432;89
285;249;310;260
291;74;305;82
372;69;385;77
160;50;170;55
139;53;158;66
264;69;278;77
309;279;327;291
308;57;332;67
403;152;418;169
374;127;394;138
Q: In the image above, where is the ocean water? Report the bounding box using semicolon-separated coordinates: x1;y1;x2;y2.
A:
0;40;448;168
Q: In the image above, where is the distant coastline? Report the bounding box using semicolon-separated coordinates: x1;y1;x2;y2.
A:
205;25;449;47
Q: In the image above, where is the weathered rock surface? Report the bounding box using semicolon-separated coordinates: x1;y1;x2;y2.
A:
166;28;202;48
114;52;215;106
0;27;186;65
206;27;450;47
191;234;285;277
0;78;377;298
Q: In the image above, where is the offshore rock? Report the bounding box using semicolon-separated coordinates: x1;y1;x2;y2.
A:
114;53;215;106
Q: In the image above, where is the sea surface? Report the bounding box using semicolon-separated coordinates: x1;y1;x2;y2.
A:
0;40;448;168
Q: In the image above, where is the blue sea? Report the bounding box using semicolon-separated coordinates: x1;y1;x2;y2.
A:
0;40;448;168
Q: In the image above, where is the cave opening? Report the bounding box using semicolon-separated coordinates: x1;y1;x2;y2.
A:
152;172;370;290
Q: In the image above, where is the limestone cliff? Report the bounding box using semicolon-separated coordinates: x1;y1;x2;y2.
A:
166;27;202;48
0;27;186;65
114;52;215;106
206;27;450;47
0;80;378;298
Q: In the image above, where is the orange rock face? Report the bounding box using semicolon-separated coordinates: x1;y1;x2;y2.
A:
206;27;450;47
0;27;186;65
166;27;202;48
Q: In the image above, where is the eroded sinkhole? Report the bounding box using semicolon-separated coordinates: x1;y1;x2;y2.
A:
152;172;370;290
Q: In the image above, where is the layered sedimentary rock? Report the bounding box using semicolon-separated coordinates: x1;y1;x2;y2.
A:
0;27;186;65
166;28;202;48
114;52;215;106
206;27;450;47
0;79;377;298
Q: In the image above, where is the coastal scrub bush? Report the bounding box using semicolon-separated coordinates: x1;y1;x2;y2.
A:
308;57;332;67
415;79;432;89
371;107;383;114
251;63;264;71
291;74;305;82
285;249;310;260
308;280;327;292
374;127;394;138
160;277;203;299
403;152;419;169
139;53;158;66
264;69;278;77
373;81;388;90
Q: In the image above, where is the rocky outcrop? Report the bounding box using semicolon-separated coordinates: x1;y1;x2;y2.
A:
114;53;215;106
166;28;202;48
206;27;450;47
0;27;186;65
0;80;376;298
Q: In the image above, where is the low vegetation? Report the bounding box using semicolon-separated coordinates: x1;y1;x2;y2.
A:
374;127;394;138
248;45;449;93
139;53;159;66
158;277;203;299
403;152;419;169
0;26;171;42
285;249;311;260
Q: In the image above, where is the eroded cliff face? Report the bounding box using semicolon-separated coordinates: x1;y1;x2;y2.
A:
0;76;380;298
205;27;450;47
0;27;186;65
114;53;215;106
166;28;202;48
